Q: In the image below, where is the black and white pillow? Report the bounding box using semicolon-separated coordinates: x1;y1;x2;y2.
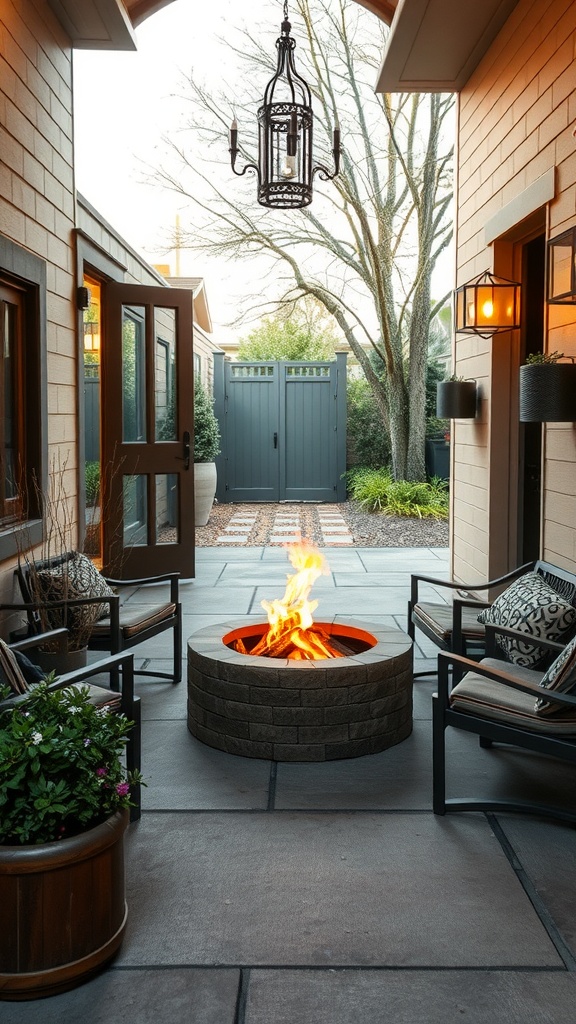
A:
477;571;576;667
33;553;115;638
535;634;576;714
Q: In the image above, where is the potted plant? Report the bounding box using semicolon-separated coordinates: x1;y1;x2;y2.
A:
194;377;221;526
436;375;478;419
519;351;576;422
0;679;142;999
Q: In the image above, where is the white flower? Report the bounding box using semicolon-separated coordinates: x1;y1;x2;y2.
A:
31;731;43;745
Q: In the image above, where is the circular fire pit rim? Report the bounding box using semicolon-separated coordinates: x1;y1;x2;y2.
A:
188;616;412;672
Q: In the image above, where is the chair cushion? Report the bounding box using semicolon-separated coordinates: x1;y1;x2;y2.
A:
450;659;576;734
535;634;576;715
413;602;486;643
91;601;177;640
32;553;115;641
477;571;576;667
0;640;30;695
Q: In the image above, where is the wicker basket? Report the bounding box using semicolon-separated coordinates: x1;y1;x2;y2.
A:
436;380;477;419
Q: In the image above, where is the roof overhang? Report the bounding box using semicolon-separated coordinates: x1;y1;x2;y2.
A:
376;0;521;93
48;0;137;50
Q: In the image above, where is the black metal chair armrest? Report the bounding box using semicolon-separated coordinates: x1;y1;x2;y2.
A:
103;571;180;603
410;561;534;605
483;622;566;657
55;651;135;706
437;649;576;709
8;628;69;654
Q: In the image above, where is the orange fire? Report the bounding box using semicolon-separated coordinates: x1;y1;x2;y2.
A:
234;539;345;660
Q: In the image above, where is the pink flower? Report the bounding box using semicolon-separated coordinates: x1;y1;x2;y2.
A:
96;767;108;777
116;782;130;797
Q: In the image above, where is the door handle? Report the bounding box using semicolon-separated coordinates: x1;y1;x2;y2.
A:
273;432;278;449
183;430;191;470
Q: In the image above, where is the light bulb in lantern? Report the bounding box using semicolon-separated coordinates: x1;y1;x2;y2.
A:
481;299;494;319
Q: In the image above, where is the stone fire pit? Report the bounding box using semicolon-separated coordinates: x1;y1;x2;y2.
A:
187;618;413;762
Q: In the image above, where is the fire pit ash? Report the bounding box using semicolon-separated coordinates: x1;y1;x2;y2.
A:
187;541;413;762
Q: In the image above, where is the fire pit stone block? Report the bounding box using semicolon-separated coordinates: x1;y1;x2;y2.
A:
187;618;413;762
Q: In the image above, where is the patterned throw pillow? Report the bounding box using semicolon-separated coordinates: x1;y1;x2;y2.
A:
477;571;576;667
32;553;115;643
535;634;576;714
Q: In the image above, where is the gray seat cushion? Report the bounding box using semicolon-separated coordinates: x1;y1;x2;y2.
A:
414;602;486;643
450;658;576;735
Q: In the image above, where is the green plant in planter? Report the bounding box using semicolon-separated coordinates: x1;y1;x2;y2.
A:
524;351;564;364
0;681;142;845
194;377;221;463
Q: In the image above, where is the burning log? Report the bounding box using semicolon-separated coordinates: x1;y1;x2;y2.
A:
231;540;357;661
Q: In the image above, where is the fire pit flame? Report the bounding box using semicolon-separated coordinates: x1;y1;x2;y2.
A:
233;539;346;660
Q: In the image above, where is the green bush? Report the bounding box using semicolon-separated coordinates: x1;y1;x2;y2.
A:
346;467;449;519
85;461;100;506
346;377;391;470
194;378;221;463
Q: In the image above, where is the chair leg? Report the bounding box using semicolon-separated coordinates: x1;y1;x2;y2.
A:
432;695;447;815
479;735;493;748
127;695;141;822
173;605;182;684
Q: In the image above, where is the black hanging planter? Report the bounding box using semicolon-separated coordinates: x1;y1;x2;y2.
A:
519;362;576;422
436;380;477;419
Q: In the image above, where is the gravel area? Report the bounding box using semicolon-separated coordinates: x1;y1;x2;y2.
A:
195;501;449;548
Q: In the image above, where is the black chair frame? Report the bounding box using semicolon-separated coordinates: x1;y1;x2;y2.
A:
408;559;576;678
4;554;182;685
433;625;576;824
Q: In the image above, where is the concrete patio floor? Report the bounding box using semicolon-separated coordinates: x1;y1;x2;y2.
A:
5;544;576;1023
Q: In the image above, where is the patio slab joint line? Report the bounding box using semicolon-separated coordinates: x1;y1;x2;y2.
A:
487;813;576;972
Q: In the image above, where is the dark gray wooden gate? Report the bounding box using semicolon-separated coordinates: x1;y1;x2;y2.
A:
214;352;347;503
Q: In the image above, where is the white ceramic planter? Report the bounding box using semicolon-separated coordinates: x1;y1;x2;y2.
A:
194;462;217;526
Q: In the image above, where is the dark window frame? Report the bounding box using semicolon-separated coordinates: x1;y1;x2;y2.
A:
0;236;47;562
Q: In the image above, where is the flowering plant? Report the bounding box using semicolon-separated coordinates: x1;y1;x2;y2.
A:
0;679;142;845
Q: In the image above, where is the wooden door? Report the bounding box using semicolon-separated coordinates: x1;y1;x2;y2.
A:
102;284;195;578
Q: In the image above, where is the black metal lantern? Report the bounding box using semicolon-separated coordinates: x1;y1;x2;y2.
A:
455;271;521;337
229;1;340;209
547;227;576;303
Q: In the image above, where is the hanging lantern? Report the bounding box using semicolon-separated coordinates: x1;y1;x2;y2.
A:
229;1;340;209
547;227;576;303
455;271;521;337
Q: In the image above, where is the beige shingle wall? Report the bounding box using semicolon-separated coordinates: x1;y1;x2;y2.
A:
454;0;576;580
0;0;78;503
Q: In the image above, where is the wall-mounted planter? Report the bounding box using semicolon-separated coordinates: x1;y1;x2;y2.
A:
519;363;576;422
436;380;477;419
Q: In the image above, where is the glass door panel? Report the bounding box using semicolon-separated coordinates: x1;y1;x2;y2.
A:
123;474;148;547
155;473;179;543
122;307;146;443
155;309;177;442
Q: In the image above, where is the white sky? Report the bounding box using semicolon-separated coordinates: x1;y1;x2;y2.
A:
73;0;280;341
73;0;454;345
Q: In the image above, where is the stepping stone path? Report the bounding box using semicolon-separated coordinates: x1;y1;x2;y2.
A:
214;505;353;547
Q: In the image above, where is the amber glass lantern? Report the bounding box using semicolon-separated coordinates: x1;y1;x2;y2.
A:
455;271;521;337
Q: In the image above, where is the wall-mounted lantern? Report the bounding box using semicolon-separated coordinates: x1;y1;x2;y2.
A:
455;271;521;337
547;227;576;304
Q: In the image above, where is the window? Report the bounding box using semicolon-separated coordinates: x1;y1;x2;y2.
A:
0;239;46;561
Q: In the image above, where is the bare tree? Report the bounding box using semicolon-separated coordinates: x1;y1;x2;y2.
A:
154;0;454;480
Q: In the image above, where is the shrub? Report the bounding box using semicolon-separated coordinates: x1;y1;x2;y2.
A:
346;467;449;519
346;377;391;470
194;378;221;463
85;460;100;505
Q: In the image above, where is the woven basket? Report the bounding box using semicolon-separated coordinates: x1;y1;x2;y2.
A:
519;363;576;422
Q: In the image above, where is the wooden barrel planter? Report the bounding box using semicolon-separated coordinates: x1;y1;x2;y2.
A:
0;809;129;1001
